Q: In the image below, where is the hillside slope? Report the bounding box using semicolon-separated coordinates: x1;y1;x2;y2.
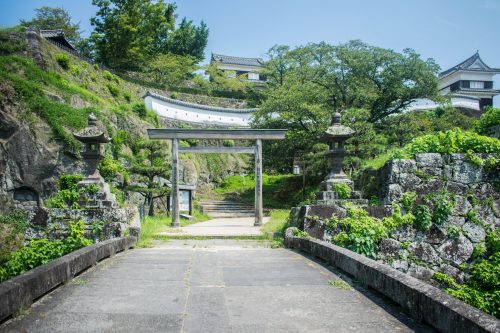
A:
0;28;249;213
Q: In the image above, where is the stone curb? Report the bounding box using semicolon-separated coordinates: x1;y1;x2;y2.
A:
284;229;499;333
0;236;136;322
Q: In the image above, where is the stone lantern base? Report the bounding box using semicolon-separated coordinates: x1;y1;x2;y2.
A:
315;176;367;206
77;175;119;209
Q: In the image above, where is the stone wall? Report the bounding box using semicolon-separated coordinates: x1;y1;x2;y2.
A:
290;153;499;283
25;206;141;242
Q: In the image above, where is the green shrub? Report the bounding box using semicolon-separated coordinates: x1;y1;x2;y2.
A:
0;220;91;282
415;205;432;231
290;227;309;238
403;128;500;156
448;226;461;239
400;192;416;211
46;174;84;208
106;83;120;97
132;102;147;118
103;70;114;81
333;183;351;199
170;92;178;99
99;155;123;181
55;53;70;70
474;108;500;135
123;91;132;102
432;190;455;225
222;139;235;147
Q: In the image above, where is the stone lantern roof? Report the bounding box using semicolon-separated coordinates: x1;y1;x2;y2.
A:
73;113;110;143
321;112;355;140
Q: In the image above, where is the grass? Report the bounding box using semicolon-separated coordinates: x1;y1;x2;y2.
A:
260;209;291;248
362;148;401;170
136;210;211;247
261;209;290;235
213;174;318;209
328;279;352;290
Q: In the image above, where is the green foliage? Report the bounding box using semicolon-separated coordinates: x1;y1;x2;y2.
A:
99;154;124;181
222;139;235;147
471;243;487;260
381;107;474;148
432;191;455;225
90;0;208;70
402;128;500;156
474;108;500;136
290;227;309;238
400;192;417;211
260;41;440;122
214;174;318;209
20;6;81;42
448;226;461;239
328;279;352;290
132;102;147;118
327;206;385;258
433;272;459;289
333;183;351;199
106;83;120;97
126;140;170;216
486;229;500;254
0;26;27;55
148;53;196;87
415;205;432;231
55;53;70;70
466;209;481;225
0;220;91;283
46;174;84;208
0;210;28;235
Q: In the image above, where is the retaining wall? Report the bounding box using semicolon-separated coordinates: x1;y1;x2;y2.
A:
285;230;499;333
0;237;136;322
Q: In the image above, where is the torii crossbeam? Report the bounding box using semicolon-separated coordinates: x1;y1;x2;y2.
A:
147;129;287;227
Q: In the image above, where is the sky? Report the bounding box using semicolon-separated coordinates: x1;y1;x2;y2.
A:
1;0;499;105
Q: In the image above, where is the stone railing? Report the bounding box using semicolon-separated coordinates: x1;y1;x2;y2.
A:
0;237;136;323
285;229;499;333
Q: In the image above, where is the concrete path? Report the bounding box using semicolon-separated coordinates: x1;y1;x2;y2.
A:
1;240;432;333
160;217;271;237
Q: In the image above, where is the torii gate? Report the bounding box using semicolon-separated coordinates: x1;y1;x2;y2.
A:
147;128;287;227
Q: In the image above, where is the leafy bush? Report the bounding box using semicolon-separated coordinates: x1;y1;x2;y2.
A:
132;102;147;118
0;220;91;282
333;183;351;199
290;227;309;238
123;91;132;102
106;83;120;97
403;128;500;156
474;108;500;135
448;225;461;239
55;53;70;70
99;154;123;181
415;205;432;231
103;70;114;81
46;174;85;208
400;192;416;211
222;139;235;147
432;191;455;225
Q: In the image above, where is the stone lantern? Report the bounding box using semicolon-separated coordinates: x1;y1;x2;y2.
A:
315;111;367;204
73;113;110;182
320;112;355;189
73;113;116;208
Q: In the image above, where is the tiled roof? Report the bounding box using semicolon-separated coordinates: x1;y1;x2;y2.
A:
40;29;76;51
211;53;264;67
143;91;258;114
439;52;500;77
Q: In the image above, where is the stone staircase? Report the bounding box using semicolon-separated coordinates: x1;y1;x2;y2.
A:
199;200;255;218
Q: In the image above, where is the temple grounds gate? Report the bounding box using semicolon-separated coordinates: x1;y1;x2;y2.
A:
147;129;286;227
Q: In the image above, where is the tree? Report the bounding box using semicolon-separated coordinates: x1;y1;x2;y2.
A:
260;41;441;122
166;18;209;62
126;140;170;216
90;0;208;71
20;6;81;43
148;53;196;87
